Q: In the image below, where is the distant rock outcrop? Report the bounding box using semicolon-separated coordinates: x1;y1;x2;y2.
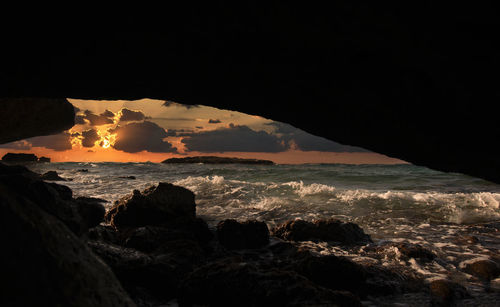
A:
162;156;274;165
1;152;51;163
40;170;67;181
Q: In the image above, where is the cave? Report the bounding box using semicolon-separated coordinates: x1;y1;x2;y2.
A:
1;4;499;306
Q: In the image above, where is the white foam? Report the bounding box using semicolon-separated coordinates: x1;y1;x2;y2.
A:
283;181;336;197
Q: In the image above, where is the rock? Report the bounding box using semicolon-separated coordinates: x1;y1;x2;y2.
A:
272;219;372;245
1;152;38;162
292;253;367;294
396;242;436;262
0;165;135;306
0;98;75;144
162;156;274;165
77;168;89;172
105;182;196;229
38;156;51;163
40;170;67;181
178;257;362;306
216;219;269;250
460;258;500;281
119;175;136;180
88;240;205;300
86;225;121;245
429;279;469;306
75;197;106;230
124;218;213;253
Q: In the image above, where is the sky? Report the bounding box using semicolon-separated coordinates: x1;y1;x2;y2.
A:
0;99;406;164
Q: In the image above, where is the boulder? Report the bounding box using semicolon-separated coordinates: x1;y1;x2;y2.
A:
40;170;67;181
460;258;500;281
75;197;106;230
38;156;51;163
123;218;213;253
291;253;367;294
105;182;196;229
429;279;469;306
216;219;269;250
0;165;135;307
178;257;362;306
396;242;436;262
272;219;372;245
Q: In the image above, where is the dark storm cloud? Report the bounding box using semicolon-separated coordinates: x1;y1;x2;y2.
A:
163;100;200;109
0;140;32;150
28;132;73;151
83;110;114;126
110;121;177;153
81;129;100;148
119;108;146;122
101;110;115;118
182;124;286;153
208;119;221;124
75;114;87;125
267;122;369;152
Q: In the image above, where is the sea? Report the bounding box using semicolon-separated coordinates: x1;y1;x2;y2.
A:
28;162;500;304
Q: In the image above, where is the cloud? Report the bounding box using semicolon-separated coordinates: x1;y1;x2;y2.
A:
182;124;286;153
119;108;146;122
75;114;87;125
267;122;369;152
28;132;73;151
208;119;221;124
110;121;177;153
81;129;100;148
163;100;200;109
83;110;114;126
0;140;32;150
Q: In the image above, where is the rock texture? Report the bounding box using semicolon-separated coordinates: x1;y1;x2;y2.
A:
216;219;270;249
105;182;196;229
0;162;135;307
0;98;74;144
272;219;372;245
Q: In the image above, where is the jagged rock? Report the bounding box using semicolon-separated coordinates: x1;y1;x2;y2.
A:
291;253;367;294
272;219;372;245
88;240;205;300
105;182;196;229
86;225;121;245
0;164;135;307
460;258;500;281
124;218;213;252
178;257;362;306
216;219;269;250
40;170;67;181
75;197;106;230
429;279;469;306
396;242;436;262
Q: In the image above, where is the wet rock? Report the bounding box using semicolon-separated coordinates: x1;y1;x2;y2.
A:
75;197;106;230
363;264;425;296
453;235;479;245
86;225;120;245
429;279;469;306
124;218;213;252
88;240;205;300
460;258;500;281
396;242;436;262
178;257;362;306
105;182;196;229
40;170;67;181
292;253;367;294
272;219;372;245
216;219;269;250
77;168;89;172
119;175;136;180
0;164;135;306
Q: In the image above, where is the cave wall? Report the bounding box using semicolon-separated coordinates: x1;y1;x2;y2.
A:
0;4;498;182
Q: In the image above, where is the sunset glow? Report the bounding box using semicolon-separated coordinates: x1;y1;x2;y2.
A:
0;99;407;164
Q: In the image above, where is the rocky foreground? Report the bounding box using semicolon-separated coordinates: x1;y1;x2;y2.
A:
1;162;499;306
